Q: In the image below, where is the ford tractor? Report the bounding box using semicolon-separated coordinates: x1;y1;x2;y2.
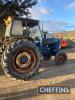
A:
1;17;67;80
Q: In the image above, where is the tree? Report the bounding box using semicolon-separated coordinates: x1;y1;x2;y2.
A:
0;0;38;36
0;0;38;19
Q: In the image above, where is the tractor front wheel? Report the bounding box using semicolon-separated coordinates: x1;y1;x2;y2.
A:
55;51;67;65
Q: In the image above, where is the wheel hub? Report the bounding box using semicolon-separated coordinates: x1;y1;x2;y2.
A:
16;52;31;68
20;56;28;64
59;56;65;62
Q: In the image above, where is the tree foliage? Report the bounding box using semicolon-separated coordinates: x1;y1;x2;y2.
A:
0;0;38;20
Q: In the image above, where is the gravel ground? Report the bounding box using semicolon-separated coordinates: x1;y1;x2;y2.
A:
0;48;75;100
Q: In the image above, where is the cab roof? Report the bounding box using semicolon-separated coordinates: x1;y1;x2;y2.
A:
13;17;39;27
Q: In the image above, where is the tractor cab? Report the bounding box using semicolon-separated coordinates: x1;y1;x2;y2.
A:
5;17;42;41
5;17;60;56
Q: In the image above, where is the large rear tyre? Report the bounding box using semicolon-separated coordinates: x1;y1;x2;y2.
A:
1;39;41;80
55;51;67;65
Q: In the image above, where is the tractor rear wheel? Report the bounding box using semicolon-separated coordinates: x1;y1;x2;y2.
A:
55;51;67;65
1;39;41;80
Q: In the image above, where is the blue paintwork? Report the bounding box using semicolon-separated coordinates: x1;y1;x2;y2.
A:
35;38;60;57
20;56;28;63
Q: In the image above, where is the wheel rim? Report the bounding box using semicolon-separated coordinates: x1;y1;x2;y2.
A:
13;48;37;73
59;55;66;63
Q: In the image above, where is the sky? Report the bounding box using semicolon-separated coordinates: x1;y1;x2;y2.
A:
30;0;75;33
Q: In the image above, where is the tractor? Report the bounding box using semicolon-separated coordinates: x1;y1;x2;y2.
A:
1;17;67;80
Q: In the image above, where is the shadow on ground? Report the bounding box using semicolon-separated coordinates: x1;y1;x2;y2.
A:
0;79;75;100
57;78;75;88
0;88;37;100
31;58;75;80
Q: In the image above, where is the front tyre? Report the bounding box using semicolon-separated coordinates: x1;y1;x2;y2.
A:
55;51;67;65
1;39;41;80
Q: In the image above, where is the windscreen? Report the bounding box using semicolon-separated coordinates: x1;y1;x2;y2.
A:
29;25;42;40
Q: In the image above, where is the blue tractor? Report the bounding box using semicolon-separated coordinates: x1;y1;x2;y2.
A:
1;18;67;80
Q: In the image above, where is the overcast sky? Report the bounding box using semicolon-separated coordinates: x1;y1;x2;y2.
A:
30;0;75;33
